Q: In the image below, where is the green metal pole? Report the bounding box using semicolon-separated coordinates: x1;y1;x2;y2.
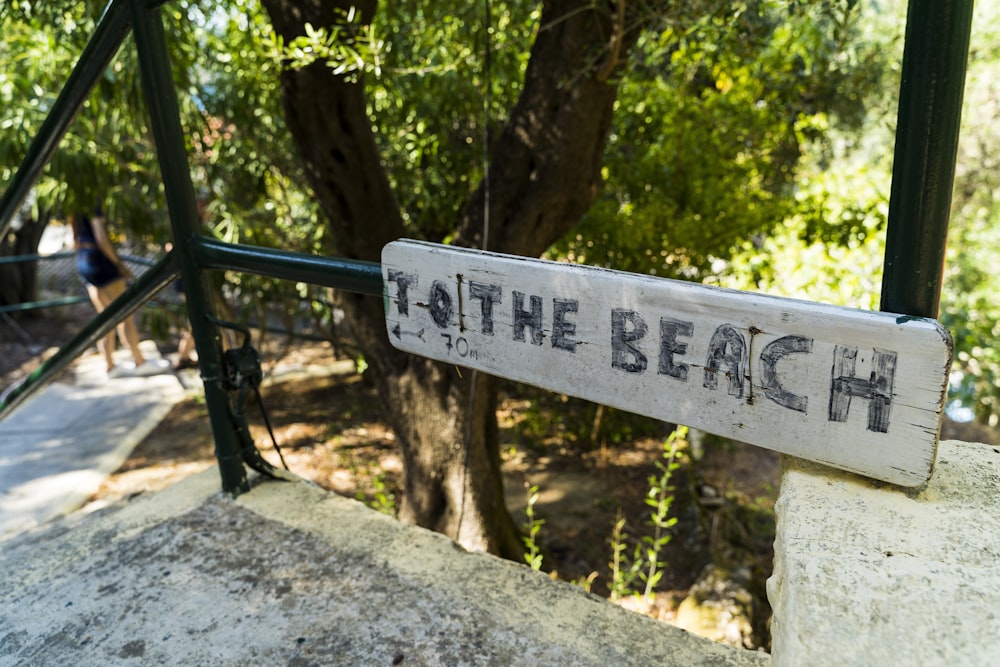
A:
0;0;130;239
880;0;975;319
129;0;249;495
193;237;384;297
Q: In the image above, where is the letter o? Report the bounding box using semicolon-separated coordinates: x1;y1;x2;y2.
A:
429;281;453;328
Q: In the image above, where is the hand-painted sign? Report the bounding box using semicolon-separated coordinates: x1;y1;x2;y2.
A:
382;240;953;487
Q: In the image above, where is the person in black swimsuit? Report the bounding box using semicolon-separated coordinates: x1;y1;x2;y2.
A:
72;211;168;378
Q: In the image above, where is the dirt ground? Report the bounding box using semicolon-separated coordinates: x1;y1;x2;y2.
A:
82;360;781;643
1;305;780;648
8;305;994;651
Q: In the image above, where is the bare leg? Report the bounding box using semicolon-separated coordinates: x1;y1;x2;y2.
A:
85;284;117;372
95;279;147;367
175;329;196;366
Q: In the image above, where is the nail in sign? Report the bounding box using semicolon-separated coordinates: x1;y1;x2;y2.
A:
382;240;952;487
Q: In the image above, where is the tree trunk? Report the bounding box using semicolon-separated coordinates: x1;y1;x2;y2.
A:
0;216;47;313
261;0;638;557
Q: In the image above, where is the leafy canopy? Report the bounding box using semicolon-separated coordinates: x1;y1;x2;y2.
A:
551;0;888;281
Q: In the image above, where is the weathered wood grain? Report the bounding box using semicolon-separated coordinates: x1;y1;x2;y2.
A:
382;240;953;487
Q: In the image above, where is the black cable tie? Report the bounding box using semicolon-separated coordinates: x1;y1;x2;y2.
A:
251;379;289;470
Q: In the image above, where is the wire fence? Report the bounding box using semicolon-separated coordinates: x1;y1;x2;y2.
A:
0;250;334;344
0;251;163;308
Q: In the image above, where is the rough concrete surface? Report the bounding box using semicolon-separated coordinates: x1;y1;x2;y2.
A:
1;468;770;666
768;439;1000;667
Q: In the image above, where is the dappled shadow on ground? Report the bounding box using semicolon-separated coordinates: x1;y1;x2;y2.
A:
8;308;1000;652
3;308;777;649
77;337;779;650
9;301;998;645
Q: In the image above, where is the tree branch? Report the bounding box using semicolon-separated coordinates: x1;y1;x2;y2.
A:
454;0;640;258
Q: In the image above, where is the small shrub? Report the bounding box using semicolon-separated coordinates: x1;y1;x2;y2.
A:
522;483;544;571
608;426;684;601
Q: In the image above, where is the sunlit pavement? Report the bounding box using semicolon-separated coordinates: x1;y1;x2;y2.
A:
0;341;185;539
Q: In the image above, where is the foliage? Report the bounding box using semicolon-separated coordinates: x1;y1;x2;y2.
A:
718;0;1000;426
944;209;1000;426
265;8;382;78
366;1;538;241
186;0;330;327
608;511;639;602
3;0;897;323
521;483;544;571
940;2;1000;425
608;427;683;602
704;2;902;304
0;0;324;326
550;0;888;281
356;472;397;516
0;1;160;228
714;157;889;311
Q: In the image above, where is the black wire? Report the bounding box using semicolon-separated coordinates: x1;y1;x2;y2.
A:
251;378;289;470
482;0;492;252
456;0;494;544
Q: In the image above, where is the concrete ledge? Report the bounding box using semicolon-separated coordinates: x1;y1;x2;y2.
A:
1;468;769;666
768;439;1000;666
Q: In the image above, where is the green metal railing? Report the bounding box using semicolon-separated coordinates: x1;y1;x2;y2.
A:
0;252;160;315
0;254;88;315
0;0;380;494
0;0;974;495
881;0;975;318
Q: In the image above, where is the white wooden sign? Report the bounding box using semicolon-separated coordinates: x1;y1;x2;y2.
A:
381;240;953;487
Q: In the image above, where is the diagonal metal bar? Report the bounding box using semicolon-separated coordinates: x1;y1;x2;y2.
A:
0;254;177;422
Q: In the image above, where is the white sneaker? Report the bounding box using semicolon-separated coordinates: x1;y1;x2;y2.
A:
134;358;171;377
106;364;135;379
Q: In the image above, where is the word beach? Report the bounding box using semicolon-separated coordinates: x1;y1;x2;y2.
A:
382;240;952;487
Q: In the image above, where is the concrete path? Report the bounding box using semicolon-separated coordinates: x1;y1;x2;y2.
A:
0;341;191;539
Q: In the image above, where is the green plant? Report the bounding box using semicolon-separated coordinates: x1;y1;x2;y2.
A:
522;483;544;571
571;571;599;593
640;428;682;595
356;472;396;516
608;427;684;602
192;391;208;417
608;510;642;602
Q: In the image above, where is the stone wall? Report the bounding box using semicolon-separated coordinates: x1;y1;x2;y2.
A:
768;439;1000;666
